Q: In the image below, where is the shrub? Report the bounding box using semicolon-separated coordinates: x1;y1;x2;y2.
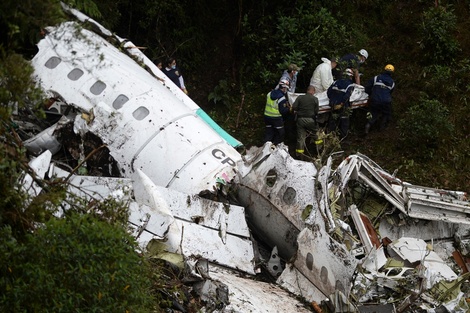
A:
419;5;460;65
0;213;156;312
398;96;454;154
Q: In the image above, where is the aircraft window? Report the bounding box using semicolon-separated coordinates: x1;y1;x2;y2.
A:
67;68;84;81
113;94;129;109
90;81;106;95
132;106;149;120
320;266;329;284
335;280;345;294
45;56;61;69
283;186;296;205
306;253;314;271
266;169;277;187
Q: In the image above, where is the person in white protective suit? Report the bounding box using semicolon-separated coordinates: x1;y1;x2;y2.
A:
310;57;338;93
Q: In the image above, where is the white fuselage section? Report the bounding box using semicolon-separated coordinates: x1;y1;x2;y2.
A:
32;22;241;194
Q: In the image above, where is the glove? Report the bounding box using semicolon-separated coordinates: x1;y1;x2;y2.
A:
182;88;188;95
333;103;343;110
366;112;372;120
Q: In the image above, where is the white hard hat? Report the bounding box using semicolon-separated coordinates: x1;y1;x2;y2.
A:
359;49;368;59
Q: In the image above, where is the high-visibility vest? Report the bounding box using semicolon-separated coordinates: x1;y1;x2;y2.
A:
264;92;283;117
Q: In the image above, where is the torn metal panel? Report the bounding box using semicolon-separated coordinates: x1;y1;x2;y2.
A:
336;154;359;192
387;237;457;289
131;169;256;274
404;185;470;224
361;246;388;273
236;183;300;260
209;267;315;313
404;184;468;202
452;250;469;274
138;215;257;274
349;204;379;254
277;265;330;304
23;122;61;156
236;143;317;260
329;290;358;312
49;164;133;202
132;169;250;238
129;197;255;275
318;155;336;230
378;218;466;243
128;202;175;239
20;150;52;197
280;228;358;301
335;154;405;212
356;159;406;213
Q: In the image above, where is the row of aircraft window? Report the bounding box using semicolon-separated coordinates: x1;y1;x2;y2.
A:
44;56;150;120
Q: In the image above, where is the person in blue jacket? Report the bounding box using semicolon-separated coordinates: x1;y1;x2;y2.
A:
364;64;396;134
335;49;368;84
327;69;355;140
163;57;188;94
264;79;291;145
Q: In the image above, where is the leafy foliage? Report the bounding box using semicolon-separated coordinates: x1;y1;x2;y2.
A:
65;0;102;19
208;79;236;108
0;53;44;116
0;0;65;51
419;5;460;65
0;213;155;312
398;96;454;154
241;5;349;89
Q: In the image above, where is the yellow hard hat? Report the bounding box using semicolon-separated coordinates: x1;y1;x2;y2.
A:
385;64;395;72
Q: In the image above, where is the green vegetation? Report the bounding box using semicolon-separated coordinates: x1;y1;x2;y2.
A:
399;97;454;155
0;213;155;312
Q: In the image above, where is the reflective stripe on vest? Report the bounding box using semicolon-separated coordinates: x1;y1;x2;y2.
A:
264;92;283;117
331;84;354;93
373;76;395;90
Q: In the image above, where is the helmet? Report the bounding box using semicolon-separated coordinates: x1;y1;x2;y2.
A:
384;64;395;72
344;68;354;77
359;49;369;59
279;79;290;89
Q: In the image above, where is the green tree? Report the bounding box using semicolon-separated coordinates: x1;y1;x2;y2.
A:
419;5;460;65
398;96;454;155
0;213;155;312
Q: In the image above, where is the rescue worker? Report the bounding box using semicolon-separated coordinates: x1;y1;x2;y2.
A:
327;69;355;140
292;85;322;156
364;64;396;134
276;64;300;93
163;57;188;94
335;49;368;84
264;79;291;145
310;57;337;93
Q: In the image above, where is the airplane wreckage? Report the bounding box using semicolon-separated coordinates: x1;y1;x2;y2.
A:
11;3;470;312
